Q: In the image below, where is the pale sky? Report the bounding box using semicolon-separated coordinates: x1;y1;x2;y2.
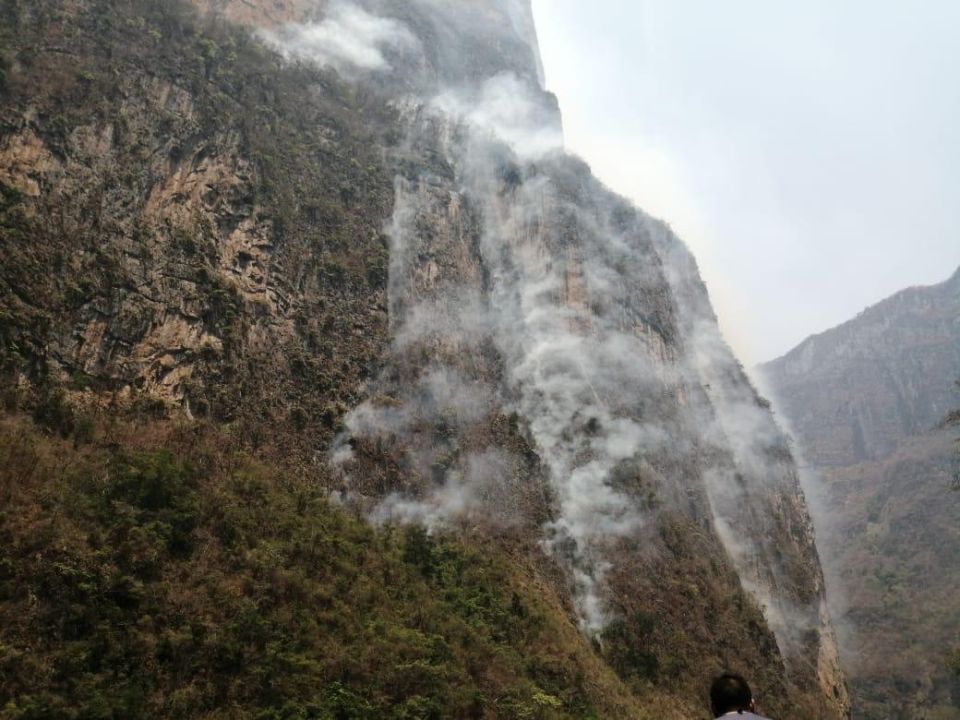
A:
531;0;960;364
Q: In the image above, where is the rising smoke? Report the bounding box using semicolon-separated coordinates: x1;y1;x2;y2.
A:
331;68;679;632
261;2;417;73
272;1;837;650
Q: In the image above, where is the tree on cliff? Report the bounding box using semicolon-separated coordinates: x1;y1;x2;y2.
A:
950;649;960;678
944;379;960;490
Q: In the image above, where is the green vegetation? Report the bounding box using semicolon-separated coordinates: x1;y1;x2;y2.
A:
821;432;960;720
948;649;960;678
0;3;836;718
0;414;611;719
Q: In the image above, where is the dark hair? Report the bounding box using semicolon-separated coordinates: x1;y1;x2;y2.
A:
710;673;753;716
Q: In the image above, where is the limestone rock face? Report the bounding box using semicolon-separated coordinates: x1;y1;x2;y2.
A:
0;0;848;716
761;269;960;719
0;0;394;456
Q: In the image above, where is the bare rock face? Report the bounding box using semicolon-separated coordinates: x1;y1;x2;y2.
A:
0;0;848;716
0;0;394;455
761;269;960;719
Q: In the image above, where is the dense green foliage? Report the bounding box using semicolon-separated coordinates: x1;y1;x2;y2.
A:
0;415;611;719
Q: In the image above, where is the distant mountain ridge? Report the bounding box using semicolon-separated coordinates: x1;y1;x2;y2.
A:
762;267;960;467
761;266;960;720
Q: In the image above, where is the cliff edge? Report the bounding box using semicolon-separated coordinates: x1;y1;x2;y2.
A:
0;1;848;717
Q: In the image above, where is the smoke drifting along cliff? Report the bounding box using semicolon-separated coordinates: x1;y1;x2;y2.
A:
0;0;848;715
261;0;847;709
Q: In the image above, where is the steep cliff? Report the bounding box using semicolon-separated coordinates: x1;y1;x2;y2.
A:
0;0;847;717
0;0;397;466
761;269;960;719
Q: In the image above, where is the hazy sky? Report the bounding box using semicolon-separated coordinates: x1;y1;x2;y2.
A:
531;1;960;364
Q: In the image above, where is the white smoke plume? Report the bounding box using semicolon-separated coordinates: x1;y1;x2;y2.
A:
299;2;836;651
431;73;563;159
261;2;418;73
647;218;835;659
327;71;681;633
370;448;521;529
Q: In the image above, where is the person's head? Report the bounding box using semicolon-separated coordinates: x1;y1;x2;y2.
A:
710;673;756;717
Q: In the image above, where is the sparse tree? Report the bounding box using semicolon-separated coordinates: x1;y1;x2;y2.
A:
948;648;960;678
948;379;960;491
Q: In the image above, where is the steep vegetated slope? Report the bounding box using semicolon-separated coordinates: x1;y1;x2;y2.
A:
0;414;677;719
1;0;847;717
762;269;960;720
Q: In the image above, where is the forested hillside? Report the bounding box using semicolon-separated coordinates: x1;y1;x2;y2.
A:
1;412;692;719
0;1;848;717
